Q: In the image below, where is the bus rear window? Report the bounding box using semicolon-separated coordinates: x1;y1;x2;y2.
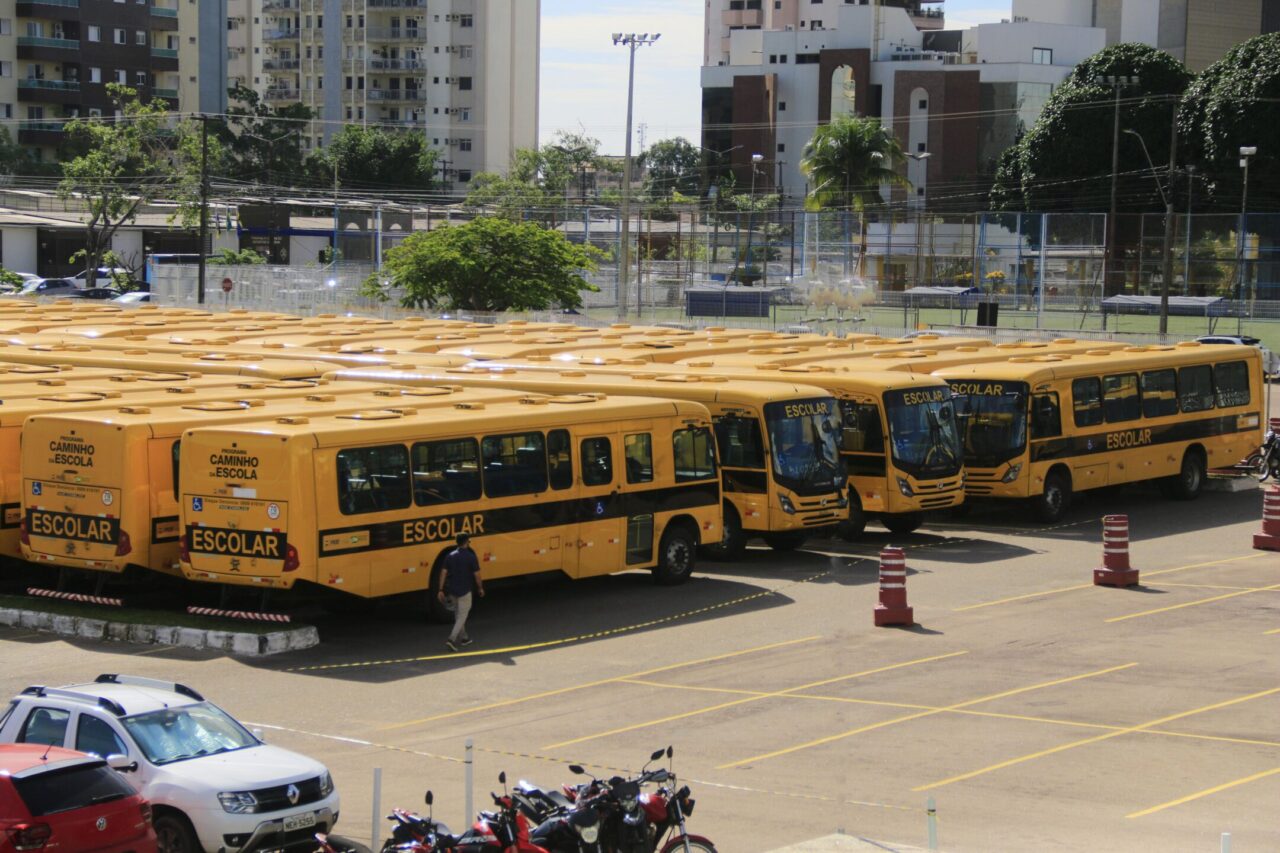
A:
337;445;411;515
1178;365;1215;412
1214;361;1250;408
412;438;481;506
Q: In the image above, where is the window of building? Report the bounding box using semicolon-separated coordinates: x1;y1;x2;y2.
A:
482;432;547;498
1215;361;1251;408
1032;47;1053;65
0;104;10;119
778;143;785;152
458;76;472;90
458;138;471;151
114;28;126;45
26;106;43;119
795;53;819;64
624;434;654;484
459;45;472;58
457;169;471;182
810;19;823;28
778;101;786;111
336;445;411;515
459;14;473;26
917;142;926;152
0;62;12;79
136;29;146;45
135;71;146;86
918;98;928;109
581;438;612;486
87;25;101;42
779;54;787;63
460;108;471;121
115;69;127;83
411;438;481;506
768;54;777;63
0;19;10;36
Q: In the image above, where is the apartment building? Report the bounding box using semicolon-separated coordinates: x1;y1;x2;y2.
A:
0;0;220;159
244;0;538;188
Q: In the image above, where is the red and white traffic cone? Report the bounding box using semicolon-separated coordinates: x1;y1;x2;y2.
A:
873;546;914;627
1253;486;1280;551
1094;514;1139;587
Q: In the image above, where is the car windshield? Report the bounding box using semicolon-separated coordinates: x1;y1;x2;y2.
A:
121;702;258;765
947;380;1029;468
882;387;964;478
763;398;844;496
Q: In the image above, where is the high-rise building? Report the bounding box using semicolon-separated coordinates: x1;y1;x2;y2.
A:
0;0;217;161
246;0;539;189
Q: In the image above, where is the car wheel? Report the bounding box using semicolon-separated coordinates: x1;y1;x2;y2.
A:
153;813;199;853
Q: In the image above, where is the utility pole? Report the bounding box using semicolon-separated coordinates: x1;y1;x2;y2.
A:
197;114;209;305
1237;145;1257;335
1102;75;1138;299
613;32;661;318
1158;115;1178;335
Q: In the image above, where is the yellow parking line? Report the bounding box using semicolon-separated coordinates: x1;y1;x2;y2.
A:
1266;627;1280;635
1127;766;1280;818
955;553;1268;612
544;651;968;750
378;635;821;731
719;662;1136;770
913;686;1280;792
1160;582;1280;592
1105;583;1280;623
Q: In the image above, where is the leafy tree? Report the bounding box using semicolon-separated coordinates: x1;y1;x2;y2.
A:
1179;33;1280;211
464;171;556;220
59;84;215;288
361;216;601;312
304;125;438;191
0;126;55;178
640;137;702;200
208;247;267;265
466;132;618;220
990;43;1191;211
800;115;909;273
217;84;313;186
0;268;25;288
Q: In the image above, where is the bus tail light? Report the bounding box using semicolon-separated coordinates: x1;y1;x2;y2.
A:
283;543;299;573
115;529;132;557
177;534;190;563
19;518;29;546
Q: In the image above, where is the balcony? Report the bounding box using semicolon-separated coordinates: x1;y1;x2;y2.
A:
153;87;178;99
15;0;79;13
367;0;426;6
151;5;179;30
151;46;179;70
263;29;300;40
721;8;763;27
17;35;80;61
365;27;423;41
18;78;82;106
367;89;426;102
262;0;300;9
263;57;300;70
263;88;300;101
18;121;67;146
367;58;426;71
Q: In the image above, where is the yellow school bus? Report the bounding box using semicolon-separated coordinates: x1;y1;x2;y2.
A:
0;343;336;379
934;343;1265;521
178;395;721;614
21;384;542;580
326;365;846;557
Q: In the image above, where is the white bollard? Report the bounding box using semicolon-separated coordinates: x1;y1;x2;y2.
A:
1221;832;1231;853
464;738;474;830
927;796;938;851
370;767;382;850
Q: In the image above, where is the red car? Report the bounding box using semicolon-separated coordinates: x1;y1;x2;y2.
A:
0;743;157;852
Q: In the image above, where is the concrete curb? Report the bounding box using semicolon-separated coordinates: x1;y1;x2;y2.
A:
0;607;318;657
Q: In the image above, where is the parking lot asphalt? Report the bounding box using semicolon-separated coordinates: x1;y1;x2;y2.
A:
2;482;1277;852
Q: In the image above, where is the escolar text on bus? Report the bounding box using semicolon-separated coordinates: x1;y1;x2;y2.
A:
189;526;282;559
1106;428;1154;450
401;513;486;545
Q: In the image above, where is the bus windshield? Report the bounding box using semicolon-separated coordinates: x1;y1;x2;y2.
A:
763;399;844;496
947;380;1029;467
883;388;964;478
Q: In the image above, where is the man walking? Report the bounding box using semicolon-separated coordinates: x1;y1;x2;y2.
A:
439;533;484;651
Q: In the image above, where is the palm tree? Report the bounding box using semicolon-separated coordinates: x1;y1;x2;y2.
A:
799;116;911;277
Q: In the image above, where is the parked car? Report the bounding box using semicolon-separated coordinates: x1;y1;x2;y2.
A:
71;267;132;285
0;675;339;853
112;291;152;305
0;743;157;853
11;278;79;298
61;287;124;301
1196;335;1279;376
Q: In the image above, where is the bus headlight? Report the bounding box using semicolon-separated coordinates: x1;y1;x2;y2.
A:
1001;463;1023;483
897;478;915;497
779;495;796;514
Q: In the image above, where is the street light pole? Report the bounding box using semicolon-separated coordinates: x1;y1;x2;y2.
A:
743;153;763;285
613;32;661;318
1237;145;1257;335
906;151;932;290
242;130;295;264
1184;165;1196;295
1123;119;1177;336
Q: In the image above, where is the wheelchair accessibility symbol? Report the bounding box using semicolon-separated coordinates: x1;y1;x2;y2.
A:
31;482;41;497
192;497;203;512
595;500;605;517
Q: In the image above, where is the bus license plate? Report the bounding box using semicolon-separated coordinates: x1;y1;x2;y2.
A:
283;813;316;832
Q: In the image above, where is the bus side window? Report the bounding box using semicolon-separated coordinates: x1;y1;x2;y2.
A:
547;429;573;491
624;433;653;484
1214;360;1251;408
1072;378;1104;427
841;402;884;453
411;438;481;506
1178;364;1215;412
337;445;411;515
713;416;765;469
673;427;716;482
581;437;613;486
1102;373;1141;423
1031;393;1061;438
171;440;180;496
1140;369;1178;418
481;432;548;498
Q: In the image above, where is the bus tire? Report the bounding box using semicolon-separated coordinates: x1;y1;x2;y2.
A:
1035;469;1072;523
425;556;452;623
838;492;866;541
881;512;923;535
700;502;746;561
1163;448;1206;501
654;523;697;585
762;530;807;551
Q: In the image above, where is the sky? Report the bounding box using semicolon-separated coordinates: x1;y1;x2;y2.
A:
539;0;1012;155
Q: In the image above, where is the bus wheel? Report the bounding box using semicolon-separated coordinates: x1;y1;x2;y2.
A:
1163;448;1206;501
425;558;452;623
881;512;923;535
1035;470;1072;523
654;524;696;585
762;531;808;551
700;503;746;561
838;493;866;541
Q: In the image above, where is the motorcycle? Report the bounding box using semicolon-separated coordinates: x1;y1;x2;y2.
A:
617;747;716;853
313;833;374;853
1243;426;1280;481
380;790;455;852
453;772;551;853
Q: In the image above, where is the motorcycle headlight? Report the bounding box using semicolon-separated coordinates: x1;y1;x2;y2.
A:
318;771;334;797
779;495;796;514
622;795;638;811
897;477;915;497
218;791;259;814
577;824;600;843
1001;463;1023;484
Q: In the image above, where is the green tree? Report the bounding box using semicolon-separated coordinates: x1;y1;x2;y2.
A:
0;126;55;178
208;247;267;265
990;43;1191;211
466;132;617;220
304;125;438;191
800;115;910;273
1179;32;1280;211
640;137;702;200
362;216;601;312
215;84;313;186
59;84;215;288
